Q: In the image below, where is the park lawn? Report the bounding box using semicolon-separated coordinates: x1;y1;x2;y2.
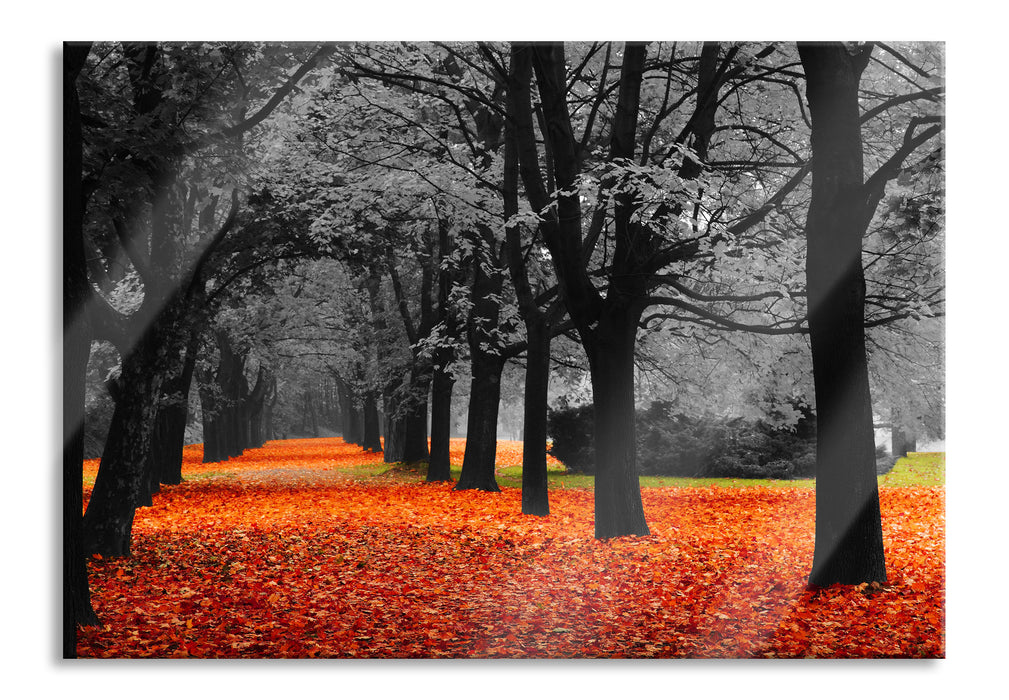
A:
382;444;944;490
80;442;945;490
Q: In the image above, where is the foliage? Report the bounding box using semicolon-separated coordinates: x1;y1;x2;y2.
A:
547;401;816;479
77;437;942;658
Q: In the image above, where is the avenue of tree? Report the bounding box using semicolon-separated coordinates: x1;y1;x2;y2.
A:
63;41;944;655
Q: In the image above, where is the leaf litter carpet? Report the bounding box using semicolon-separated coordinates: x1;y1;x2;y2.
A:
78;437;944;658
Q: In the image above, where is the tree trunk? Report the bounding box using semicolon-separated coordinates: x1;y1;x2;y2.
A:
306;390;319;437
344;388;363;446
455;352;504;492
890;405;917;458
362;390;383;452
586;307;650;537
246;367;270;450
263;377;277;442
149;323;200;485
401;368;431;463
82;329;165;557
199;372;224;463
513;43;652;535
520;319;552;515
455;237;506;492
799;43;887;587
427;349;456;481
63;41;99;655
382;396;405;462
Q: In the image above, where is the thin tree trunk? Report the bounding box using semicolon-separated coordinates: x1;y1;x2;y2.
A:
199;371;224;463
427;349;456;481
382;371;416;463
890;405;916;458
362;390;383;452
520;319;552;515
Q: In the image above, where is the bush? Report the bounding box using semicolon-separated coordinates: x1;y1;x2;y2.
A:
547;400;818;480
545;403;596;473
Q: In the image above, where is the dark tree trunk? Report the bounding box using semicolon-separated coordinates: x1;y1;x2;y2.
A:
586;306;650;537
426;212;462;482
346;393;363;446
383;369;428;464
502;83;553;515
381;371;409;463
246;367;270;450
362;391;383;452
63;41;99;655
427;349;456;481
510;43;654;535
82;329;166;557
455;239;506;492
520;319;552;515
149;323;200;485
263;377;277;442
306;390;319;437
890;405;917;458
799;43;887;587
199;372;224;463
401;369;431;463
455;352;504;492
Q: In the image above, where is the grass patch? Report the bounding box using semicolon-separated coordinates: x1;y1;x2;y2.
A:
495;465;817;490
878;452;945;488
491;452;945;490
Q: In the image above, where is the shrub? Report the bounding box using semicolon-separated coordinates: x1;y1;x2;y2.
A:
546;403;596;474
547;400;818;480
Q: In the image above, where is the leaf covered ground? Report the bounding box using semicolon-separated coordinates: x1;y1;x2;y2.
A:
78;438;944;658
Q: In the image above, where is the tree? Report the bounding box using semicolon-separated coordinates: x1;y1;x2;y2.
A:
80;42;334;557
797;41;942;586
507;42;710;536
63;41;100;657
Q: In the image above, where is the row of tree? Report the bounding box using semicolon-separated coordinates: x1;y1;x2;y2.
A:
64;41;944;656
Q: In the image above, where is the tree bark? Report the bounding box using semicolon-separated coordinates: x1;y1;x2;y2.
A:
362;390;383;452
799;43;887;587
199;367;224;463
455;237;506;492
82;328;166;557
890;405;917;458
586;305;650;537
246;367;270;449
502;82;554;515
520;319;552;515
426;215;460;482
514;42;652;536
63;41;99;655
345;387;364;446
426;349;456;481
149;322;200;485
401;368;431;463
455;351;504;492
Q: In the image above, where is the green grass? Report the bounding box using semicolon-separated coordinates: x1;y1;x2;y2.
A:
878;451;945;488
491;464;817;490
491;451;945;490
81;449;945;491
